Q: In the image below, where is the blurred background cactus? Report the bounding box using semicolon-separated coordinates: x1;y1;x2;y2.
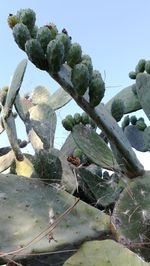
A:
0;7;150;265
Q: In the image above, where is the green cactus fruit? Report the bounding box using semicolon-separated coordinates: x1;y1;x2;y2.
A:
81;112;90;125
73;148;83;159
7;14;18;29
102;170;110;180
36;26;52;52
136;119;147;131
0;86;9;106
129;71;137;79
29;25;38;38
13;23;31;50
25;39;48;70
65;114;75;125
130;115;137;125
45;23;58;39
56;33;71;61
89;118;97;129
121;115;130;129
71;63;89;96
33;150;62;183
89;71;105;107
17;8;36;30
131;84;137;95
135;59;146;73
82;54;93;78
145;60;150;74
46;39;64;73
62;118;74;131
74;113;81;124
67;43;82;68
111;99;125;122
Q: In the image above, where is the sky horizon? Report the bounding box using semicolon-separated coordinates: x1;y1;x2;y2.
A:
1;1;150;169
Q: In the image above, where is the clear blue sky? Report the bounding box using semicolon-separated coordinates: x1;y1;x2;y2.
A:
0;1;150;167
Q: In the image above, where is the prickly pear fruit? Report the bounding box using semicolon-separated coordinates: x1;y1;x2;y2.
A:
13;23;31;50
121;115;130;129
65;115;75;125
62;118;74;131
129;71;137;79
89;70;105;107
46;39;64;73
67;43;82;68
0;86;9;106
30;25;38;38
111;99;124;122
136;119;147;131
25;39;48;70
36;26;52;52
135;59;146;73
81;112;90;125
17;8;36;30
45;23;58;39
33;150;62;183
82;54;93;78
74;113;81;124
71;63;89;96
56;33;71;61
145;60;150;74
7;14;18;29
130;115;137;125
73;148;83;159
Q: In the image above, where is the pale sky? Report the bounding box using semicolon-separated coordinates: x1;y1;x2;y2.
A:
0;1;150;169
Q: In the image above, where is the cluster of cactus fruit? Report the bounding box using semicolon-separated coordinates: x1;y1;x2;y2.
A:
0;7;150;265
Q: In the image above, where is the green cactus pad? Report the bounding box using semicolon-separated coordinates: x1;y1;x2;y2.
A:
33;150;62;182
0;174;110;260
63;240;149;266
47;86;72;110
67;43;82;68
36;26;52;52
76;167;121;207
17;8;36;30
13;23;31;50
124;125;147;152
25;39;48;70
106;85;141;114
4;59;27;116
111;171;150;261
72;124;119;171
111;99;124;122
31;85;51;105
29;103;56;150
0;150;15;173
46;39;64;73
71;63;89;96
89;71;105;107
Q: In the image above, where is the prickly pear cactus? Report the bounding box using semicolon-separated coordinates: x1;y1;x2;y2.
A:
111;171;150;261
